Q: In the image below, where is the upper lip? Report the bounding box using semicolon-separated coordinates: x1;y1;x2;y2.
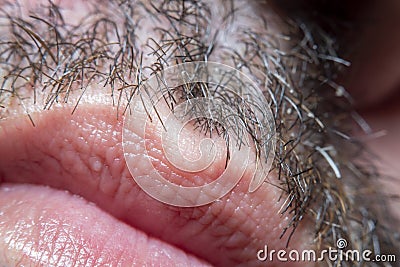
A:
0;102;307;266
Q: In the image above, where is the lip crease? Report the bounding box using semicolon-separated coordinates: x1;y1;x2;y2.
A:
0;104;312;266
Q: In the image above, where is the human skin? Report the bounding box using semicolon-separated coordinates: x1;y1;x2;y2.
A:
344;0;400;225
0;1;399;267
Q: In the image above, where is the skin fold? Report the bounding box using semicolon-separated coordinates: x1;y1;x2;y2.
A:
0;0;399;266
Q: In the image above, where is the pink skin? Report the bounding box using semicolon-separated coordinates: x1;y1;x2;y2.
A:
0;105;312;266
0;184;211;267
0;1;316;266
343;0;400;107
343;1;400;226
1;0;400;266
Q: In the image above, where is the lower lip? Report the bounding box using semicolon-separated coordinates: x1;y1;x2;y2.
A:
0;183;211;266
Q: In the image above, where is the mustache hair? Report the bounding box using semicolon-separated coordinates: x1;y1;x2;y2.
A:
0;0;398;265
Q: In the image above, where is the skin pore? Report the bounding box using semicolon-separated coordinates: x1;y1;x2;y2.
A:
0;0;399;266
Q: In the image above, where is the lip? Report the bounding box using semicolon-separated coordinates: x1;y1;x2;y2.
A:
0;0;364;265
0;183;212;266
0;102;311;266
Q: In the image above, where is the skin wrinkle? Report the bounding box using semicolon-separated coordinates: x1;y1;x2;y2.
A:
0;0;398;266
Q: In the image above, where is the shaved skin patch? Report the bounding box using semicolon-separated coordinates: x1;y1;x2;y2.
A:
0;105;313;266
